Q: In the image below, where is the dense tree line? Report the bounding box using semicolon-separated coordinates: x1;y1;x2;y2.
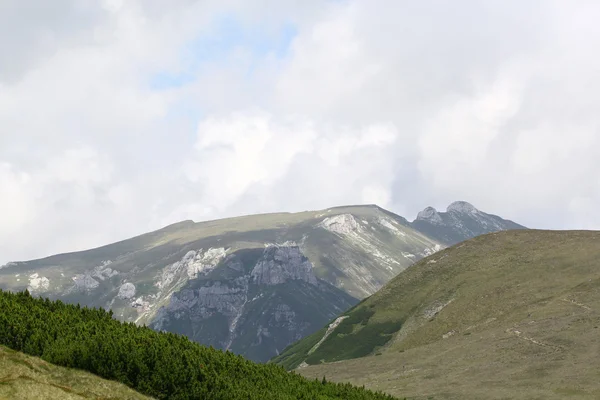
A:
0;289;397;400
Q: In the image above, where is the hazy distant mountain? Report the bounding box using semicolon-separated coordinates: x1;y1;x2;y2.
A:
0;202;522;362
411;201;526;245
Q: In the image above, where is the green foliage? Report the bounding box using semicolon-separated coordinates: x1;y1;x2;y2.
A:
0;289;397;400
304;308;402;364
273;306;402;369
270;325;327;370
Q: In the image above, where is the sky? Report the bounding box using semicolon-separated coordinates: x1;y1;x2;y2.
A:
1;0;600;264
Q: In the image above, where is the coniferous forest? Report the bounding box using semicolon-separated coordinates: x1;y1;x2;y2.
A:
0;289;397;400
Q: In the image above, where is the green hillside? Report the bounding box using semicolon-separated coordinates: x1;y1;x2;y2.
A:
0;289;397;400
275;230;600;399
0;345;153;400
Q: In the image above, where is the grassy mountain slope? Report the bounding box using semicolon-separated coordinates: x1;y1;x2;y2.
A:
276;230;600;399
0;289;397;400
0;345;152;400
0;205;440;301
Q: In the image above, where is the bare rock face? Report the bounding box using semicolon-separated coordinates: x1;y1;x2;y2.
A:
416;206;443;225
446;201;478;214
72;274;100;291
156;247;227;290
28;273;50;292
251;244;318;286
151;276;249;333
63;261;119;294
420;244;444;257
118;282;136;299
156;243;318;330
170;278;249;318
148;243;353;362
184;247;228;279
319;214;360;235
92;261;119;281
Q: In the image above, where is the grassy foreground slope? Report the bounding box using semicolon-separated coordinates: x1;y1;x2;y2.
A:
0;289;396;400
276;230;600;399
0;345;153;400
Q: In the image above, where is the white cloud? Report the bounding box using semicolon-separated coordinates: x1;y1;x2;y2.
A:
178;111;398;219
0;163;37;233
1;0;600;264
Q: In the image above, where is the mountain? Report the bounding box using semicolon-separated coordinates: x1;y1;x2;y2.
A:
411;200;526;245
0;202;522;363
0;204;443;363
274;230;600;399
0;345;153;400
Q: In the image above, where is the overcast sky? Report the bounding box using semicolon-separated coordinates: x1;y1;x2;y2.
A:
1;0;599;264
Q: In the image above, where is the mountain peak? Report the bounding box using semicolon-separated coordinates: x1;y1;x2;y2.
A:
416;206;443;224
446;201;478;214
411;201;524;246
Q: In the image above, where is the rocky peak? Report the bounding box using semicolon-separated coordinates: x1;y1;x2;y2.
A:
446;201;479;214
251;243;318;286
416;206;443;224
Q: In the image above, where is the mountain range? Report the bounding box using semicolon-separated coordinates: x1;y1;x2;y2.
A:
0;201;525;362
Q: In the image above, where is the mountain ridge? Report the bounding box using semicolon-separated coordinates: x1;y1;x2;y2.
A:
411;201;526;245
0;202;523;363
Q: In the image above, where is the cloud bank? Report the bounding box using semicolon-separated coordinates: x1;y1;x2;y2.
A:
1;0;599;263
